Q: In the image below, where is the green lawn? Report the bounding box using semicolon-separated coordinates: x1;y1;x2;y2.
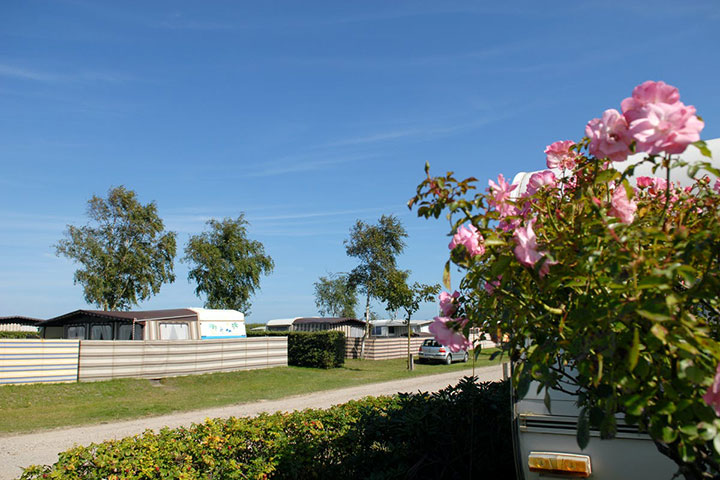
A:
0;350;502;434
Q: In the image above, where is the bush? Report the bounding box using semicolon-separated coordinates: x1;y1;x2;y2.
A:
246;330;289;337
20;378;515;480
287;331;345;368
0;330;40;339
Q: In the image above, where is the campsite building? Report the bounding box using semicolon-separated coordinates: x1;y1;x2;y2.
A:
39;308;246;340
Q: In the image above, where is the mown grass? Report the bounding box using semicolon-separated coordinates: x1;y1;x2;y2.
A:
0;349;502;434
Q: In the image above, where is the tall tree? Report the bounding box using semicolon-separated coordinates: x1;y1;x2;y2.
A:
183;215;274;314
55;186;177;311
344;214;408;358
314;273;357;318
381;269;440;370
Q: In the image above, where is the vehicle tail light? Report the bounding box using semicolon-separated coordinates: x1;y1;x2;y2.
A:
528;452;591;478
438;348;446;353
418;347;422;352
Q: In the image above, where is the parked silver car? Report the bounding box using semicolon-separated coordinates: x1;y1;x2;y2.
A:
417;339;468;364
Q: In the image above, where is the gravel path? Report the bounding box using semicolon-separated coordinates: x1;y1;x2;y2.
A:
0;365;502;480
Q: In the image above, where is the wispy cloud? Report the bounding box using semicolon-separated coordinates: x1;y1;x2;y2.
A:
243;153;379;178
0;63;131;84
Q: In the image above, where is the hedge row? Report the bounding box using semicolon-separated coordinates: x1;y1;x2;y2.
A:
0;331;40;339
287;331;345;368
21;378;515;479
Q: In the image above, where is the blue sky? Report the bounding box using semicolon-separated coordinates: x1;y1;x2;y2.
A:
1;0;719;322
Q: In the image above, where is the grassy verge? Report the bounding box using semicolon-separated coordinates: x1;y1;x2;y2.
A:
0;349;502;434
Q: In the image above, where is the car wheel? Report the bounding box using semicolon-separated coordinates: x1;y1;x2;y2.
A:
463;352;468;363
445;354;452;365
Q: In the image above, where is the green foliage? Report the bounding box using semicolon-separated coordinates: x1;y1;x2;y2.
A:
313;273;357;318
246;330;288;337
20;378;515;480
287;331;345;368
54;186;177;310
412;148;720;477
183;215;274;315
0;330;40;339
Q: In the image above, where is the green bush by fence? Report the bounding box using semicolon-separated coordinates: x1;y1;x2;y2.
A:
0;331;40;339
287;331;345;368
246;330;289;337
20;378;515;480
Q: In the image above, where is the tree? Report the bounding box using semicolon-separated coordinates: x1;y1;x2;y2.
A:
344;215;408;358
410;81;720;479
314;273;357;318
183;215;274;314
55;186;177;311
380;268;440;370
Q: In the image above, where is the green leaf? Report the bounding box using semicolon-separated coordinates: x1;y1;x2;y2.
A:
515;371;531;400
650;324;668;343
637;310;671;322
490;255;512;278
442;260;451;290
577;407;590;450
714;434;720;455
595;169;620;184
693;140;713;159
544;388;552;414
628;328;640;371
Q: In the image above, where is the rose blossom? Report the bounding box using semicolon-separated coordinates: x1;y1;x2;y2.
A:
608;186;637;225
544;140;577;170
513;218;553;277
439;290;460;317
703;362;720;416
429;316;472;352
525;170;557;196
714;180;720;194
586;109;633;162
488;174;518;217
621;80;680;120
628;102;704;155
449;224;485;257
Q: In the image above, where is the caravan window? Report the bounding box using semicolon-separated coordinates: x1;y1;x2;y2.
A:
90;324;113;340
159;323;189;340
66;325;86;339
117;323;144;340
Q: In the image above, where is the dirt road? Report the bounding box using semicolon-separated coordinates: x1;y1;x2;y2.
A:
0;365;503;480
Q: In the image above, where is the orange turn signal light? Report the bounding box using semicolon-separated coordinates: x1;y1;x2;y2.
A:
528;452;592;478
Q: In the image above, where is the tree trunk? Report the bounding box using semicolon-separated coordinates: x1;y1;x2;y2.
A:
407;315;413;370
360;294;370;360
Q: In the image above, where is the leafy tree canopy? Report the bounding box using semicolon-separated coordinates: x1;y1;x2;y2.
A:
314;273;357;318
183;215;274;315
55;186;177;311
381;269;440;321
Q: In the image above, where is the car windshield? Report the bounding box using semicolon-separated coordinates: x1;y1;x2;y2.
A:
422;339;440;347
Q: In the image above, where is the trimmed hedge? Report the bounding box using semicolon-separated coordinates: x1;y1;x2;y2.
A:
246;330;289;337
287;331;345;368
21;378;515;480
0;330;40;339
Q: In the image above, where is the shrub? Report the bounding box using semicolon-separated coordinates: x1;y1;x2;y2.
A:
287;331;345;368
20;378;515;480
0;330;40;339
246;330;289;337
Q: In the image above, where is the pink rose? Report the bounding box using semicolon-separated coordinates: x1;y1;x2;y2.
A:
488;174;517;217
439;291;460;317
628;102;704;155
636;176;653;189
586;109;633;162
637;176;668;196
449;224;485;257
703;362;720;416
544;140;577;170
525;170;557;196
608;186;637;225
429;316;472;352
714;180;720;194
513;218;554;277
621;80;680;121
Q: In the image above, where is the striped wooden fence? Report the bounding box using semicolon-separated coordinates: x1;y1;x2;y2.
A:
0;339;80;385
345;336;498;360
78;336;288;382
345;336;429;360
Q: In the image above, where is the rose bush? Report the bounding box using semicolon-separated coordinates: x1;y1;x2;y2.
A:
410;81;720;479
